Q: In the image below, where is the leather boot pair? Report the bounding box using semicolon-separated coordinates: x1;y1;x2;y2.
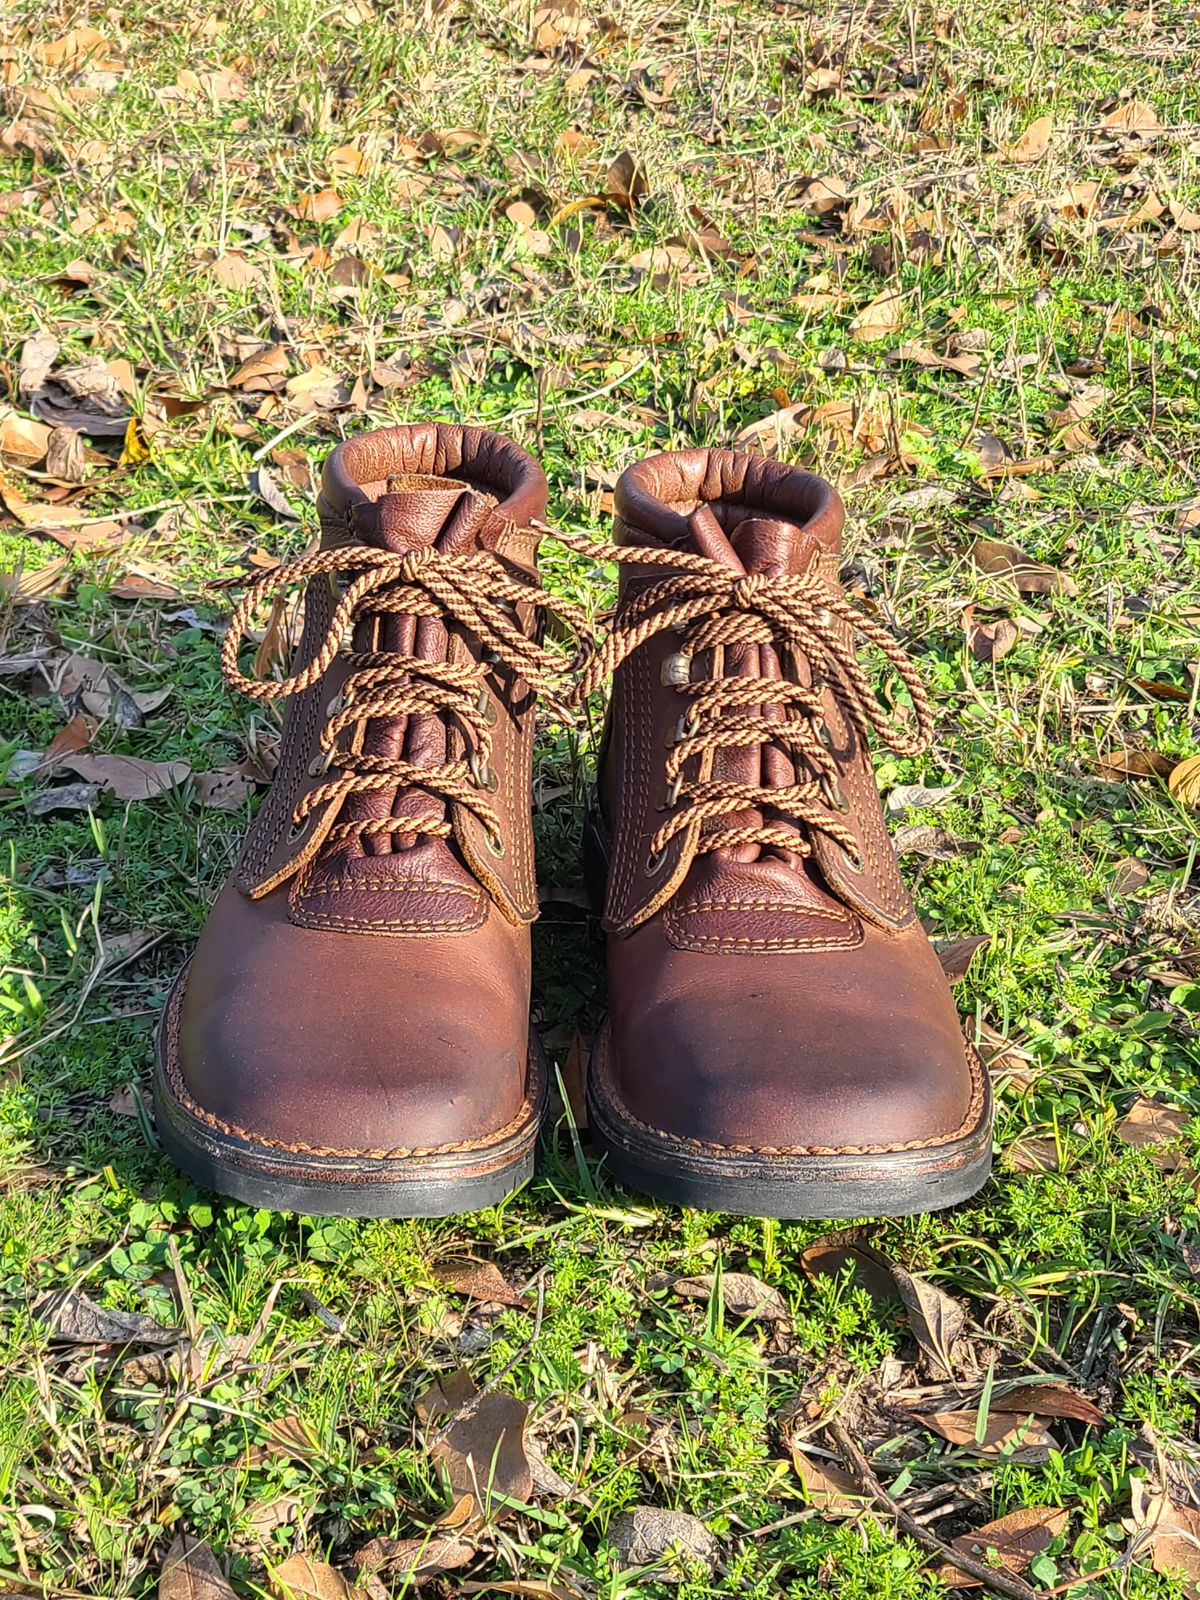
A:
155;424;991;1219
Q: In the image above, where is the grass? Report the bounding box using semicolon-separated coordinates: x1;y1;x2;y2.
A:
1;0;1199;1595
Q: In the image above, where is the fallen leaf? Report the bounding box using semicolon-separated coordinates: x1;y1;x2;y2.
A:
935;1505;1070;1588
159;1533;237;1600
791;1451;871;1516
991;1383;1106;1426
417;1370;532;1517
1048;384;1108;447
797;1239;897;1305
27;782;103;814
1168;756;1200;806
111;570;183;601
51;752;189;801
603;150;648;213
966;614;1019;663
18;330;59;398
434;1260;529;1308
1117;1097;1189;1170
666;1271;788;1323
209;251;263;289
915;1409;1055;1460
29;355;132;437
609;1507;718;1576
1112;857;1150;895
261;1415;323;1462
1;556;72;603
849;288;905;340
890;342;981;376
36;26;114;67
355;1529;475;1578
228;346;289;389
46;426;87;484
892;1265;964;1376
0;407;52;466
795;175;849;218
1006;1135;1065;1173
460;1583;581;1599
1093;748;1174;782
293;188;342;224
34;1287;177;1346
193;768;254;810
935;934;990;983
271;1554;366;1600
1004;114;1054;163
1100;99;1161;138
970;537;1077;596
44;713;96;762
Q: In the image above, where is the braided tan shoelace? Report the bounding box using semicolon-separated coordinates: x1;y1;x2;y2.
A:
221;541;590;854
557;532;933;868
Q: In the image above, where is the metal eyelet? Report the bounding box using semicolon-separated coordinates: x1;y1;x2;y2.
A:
842;847;865;874
817;723;834;752
325;692;344;717
470;756;499;792
822;774;850;812
814;606;833;628
477;686;498;726
308;751;333;777
661;651;692;687
288;814;312;843
664;774;683;807
644;848;667;876
485;830;507;858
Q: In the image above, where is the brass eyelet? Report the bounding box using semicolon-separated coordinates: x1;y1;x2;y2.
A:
485;830;507;858
644;848;667;876
817;723;834;751
288;813;311;843
664;774;683;807
308;751;333;777
477;686;498;726
470;756;499;793
842;847;865;874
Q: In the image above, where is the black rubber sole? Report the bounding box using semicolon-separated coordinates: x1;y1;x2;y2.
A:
153;971;547;1219
587;1027;993;1219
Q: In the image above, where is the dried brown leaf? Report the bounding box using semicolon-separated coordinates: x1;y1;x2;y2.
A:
991;1383;1106;1426
1003;114;1054;163
915;1409;1055;1460
34;1287;177;1346
791;1451;871;1516
970;537;1077;596
57;752;190;801
433;1259;528;1308
159;1533;237;1600
603;150;648;213
1099;99;1161;138
849;288;905;340
271;1554;367;1600
934;934;990;983
668;1271;788;1322
610;1506;718;1574
1116;1097;1189;1169
417;1370;532;1517
891;1265;964;1375
935;1505;1069;1587
1093;748;1174;781
1167;756;1200;806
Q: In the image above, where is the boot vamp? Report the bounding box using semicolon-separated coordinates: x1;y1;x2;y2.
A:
176;882;531;1152
607;916;976;1152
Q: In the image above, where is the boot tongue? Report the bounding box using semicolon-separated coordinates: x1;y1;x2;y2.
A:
684;505;820;867
372;474;486;553
337;477;494;857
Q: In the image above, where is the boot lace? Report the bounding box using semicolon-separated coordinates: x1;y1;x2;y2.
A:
558;533;933;869
221;542;589;854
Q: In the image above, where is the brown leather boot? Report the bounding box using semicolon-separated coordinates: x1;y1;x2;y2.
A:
574;448;991;1218
155;424;583;1217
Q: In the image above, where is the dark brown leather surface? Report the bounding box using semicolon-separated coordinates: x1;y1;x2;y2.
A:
176;425;548;1156
598;447;978;1154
